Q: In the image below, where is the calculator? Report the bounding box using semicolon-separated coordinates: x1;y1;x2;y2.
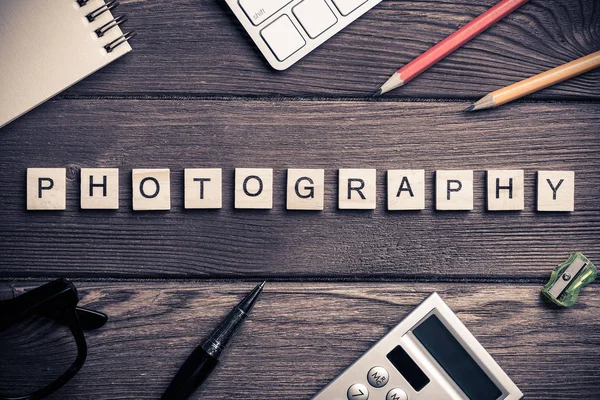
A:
312;293;523;400
224;0;383;70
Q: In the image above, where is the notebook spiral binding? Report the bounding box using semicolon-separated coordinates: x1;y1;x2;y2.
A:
95;15;127;37
76;0;135;52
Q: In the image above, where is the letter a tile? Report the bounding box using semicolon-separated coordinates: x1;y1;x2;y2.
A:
387;170;425;210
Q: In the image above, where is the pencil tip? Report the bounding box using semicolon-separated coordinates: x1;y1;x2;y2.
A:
376;73;404;96
466;94;496;112
372;88;382;97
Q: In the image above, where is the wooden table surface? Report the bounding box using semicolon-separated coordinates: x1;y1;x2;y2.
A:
1;0;599;399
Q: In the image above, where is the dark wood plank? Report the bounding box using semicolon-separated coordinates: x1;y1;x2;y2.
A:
0;99;599;279
62;0;600;98
1;281;598;399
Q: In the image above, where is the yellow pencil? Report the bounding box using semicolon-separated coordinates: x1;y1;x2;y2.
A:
467;50;600;111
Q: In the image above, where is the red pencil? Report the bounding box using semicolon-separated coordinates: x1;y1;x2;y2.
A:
374;0;529;96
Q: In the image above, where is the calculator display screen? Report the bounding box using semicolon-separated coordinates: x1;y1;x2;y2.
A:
413;314;503;400
386;345;430;391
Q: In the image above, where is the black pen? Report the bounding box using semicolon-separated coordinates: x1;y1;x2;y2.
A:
161;282;266;400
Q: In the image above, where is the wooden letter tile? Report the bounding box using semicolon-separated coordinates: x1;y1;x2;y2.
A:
287;169;324;210
80;168;119;209
436;170;473;210
537;171;575;211
235;168;273;209
387;169;425;210
27;168;66;210
132;169;171;211
338;169;376;209
487;170;524;211
184;168;222;209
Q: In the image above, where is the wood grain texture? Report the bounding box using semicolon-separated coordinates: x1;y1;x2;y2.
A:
1;281;598;399
1;99;599;279
61;0;600;98
1;1;598;398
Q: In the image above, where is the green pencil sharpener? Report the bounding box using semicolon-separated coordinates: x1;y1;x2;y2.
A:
542;252;597;307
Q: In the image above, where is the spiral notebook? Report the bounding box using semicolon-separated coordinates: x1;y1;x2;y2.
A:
0;0;134;129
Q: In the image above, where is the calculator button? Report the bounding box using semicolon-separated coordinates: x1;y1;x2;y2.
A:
367;366;389;388
260;15;306;61
347;383;369;400
239;0;294;26
386;388;408;400
292;0;338;39
331;0;368;16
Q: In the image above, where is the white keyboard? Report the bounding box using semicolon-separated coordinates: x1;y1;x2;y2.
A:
225;0;383;70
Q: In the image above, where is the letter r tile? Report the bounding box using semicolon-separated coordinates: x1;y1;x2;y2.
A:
338;169;376;210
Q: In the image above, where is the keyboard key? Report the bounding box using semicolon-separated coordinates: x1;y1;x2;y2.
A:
260;15;306;61
331;0;367;16
239;0;294;26
293;0;338;39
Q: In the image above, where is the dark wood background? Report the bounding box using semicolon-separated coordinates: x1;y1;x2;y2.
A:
1;0;599;398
